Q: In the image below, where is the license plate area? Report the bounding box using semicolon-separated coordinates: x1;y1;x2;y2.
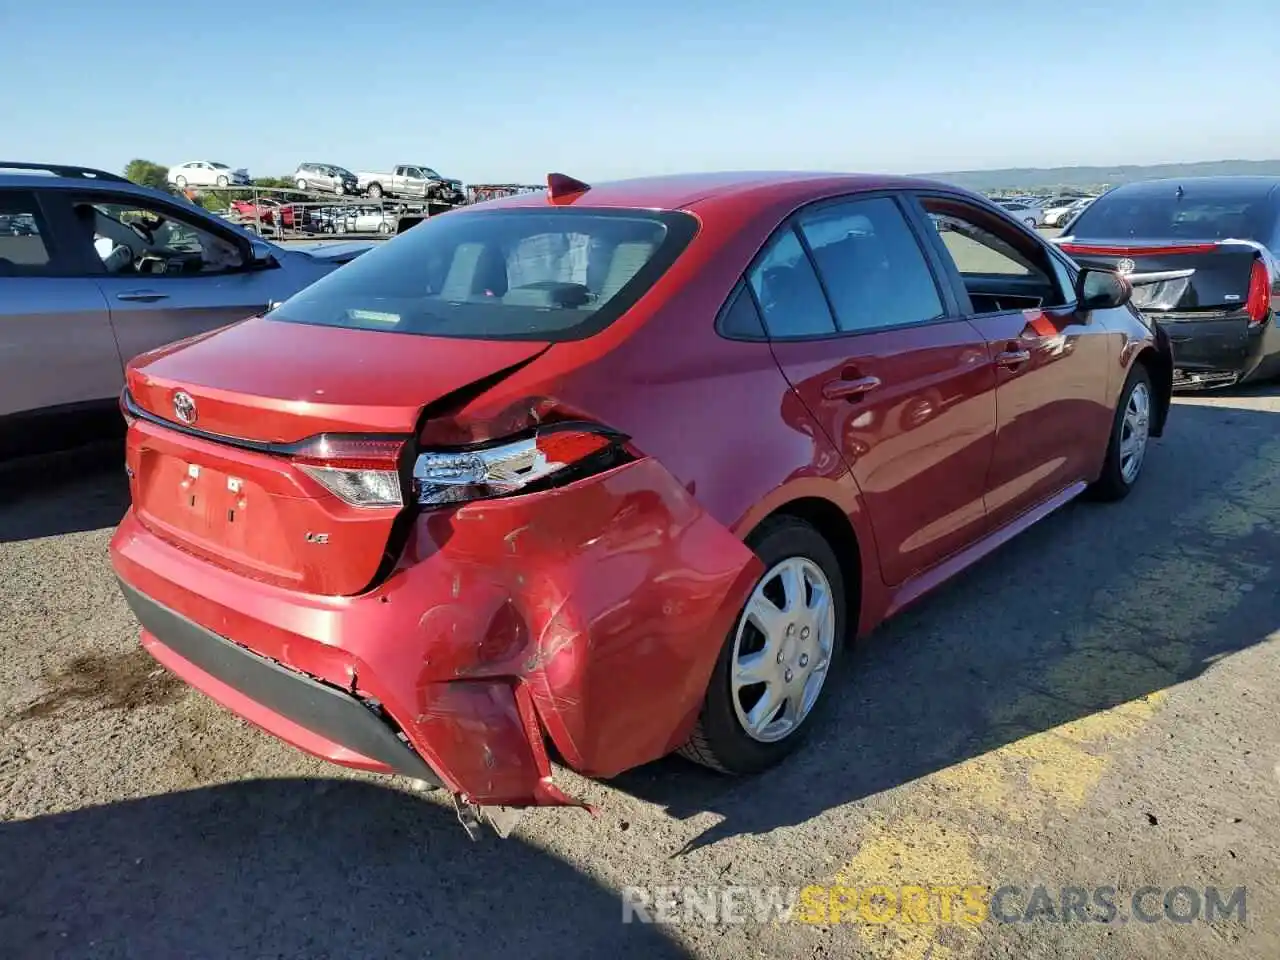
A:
143;453;253;539
132;441;303;584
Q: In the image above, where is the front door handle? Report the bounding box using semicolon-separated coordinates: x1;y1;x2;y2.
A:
116;291;169;303
822;373;882;401
996;348;1031;368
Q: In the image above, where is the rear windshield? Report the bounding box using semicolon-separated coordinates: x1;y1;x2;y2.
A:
269;208;698;341
1069;186;1279;242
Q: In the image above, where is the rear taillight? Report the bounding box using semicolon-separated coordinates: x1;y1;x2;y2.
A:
1058;242;1218;256
413;425;620;507
293;435;407;507
1246;258;1271;327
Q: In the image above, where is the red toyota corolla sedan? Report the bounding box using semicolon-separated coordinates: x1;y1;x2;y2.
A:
110;171;1173;832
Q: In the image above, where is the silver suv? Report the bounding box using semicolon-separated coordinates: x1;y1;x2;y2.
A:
0;162;373;458
293;162;359;195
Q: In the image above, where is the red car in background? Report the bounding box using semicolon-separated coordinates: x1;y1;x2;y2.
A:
230;197;297;229
110;171;1173;835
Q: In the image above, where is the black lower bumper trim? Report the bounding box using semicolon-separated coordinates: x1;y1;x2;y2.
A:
117;580;439;782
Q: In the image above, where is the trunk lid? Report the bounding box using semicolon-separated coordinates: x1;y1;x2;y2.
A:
126;316;547;442
1056;239;1262;316
124;316;549;595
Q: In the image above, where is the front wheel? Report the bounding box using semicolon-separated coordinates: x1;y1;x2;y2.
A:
1088;364;1153;501
216;175;229;187
174;175;187;189
679;517;846;775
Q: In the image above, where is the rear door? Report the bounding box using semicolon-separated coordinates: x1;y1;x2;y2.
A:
0;188;122;440
911;193;1113;530
758;193;998;587
44;188;293;364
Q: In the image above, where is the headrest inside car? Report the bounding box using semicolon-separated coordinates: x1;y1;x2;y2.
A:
503;281;592;309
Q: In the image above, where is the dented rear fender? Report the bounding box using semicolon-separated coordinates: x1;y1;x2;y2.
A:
380;456;763;791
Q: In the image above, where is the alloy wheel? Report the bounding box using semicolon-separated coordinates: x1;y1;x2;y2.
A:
1120;381;1151;484
730;556;836;743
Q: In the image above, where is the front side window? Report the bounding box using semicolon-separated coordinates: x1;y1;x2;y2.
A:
71;197;245;275
0;190;53;274
921;197;1070;312
797;196;944;333
269;208;697;341
932;215;1035;277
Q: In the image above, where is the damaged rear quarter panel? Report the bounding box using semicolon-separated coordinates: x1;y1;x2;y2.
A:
393;456;762;786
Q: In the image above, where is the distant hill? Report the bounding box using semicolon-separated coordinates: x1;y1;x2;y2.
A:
922;159;1280;193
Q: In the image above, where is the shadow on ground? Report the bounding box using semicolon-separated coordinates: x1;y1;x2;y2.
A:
612;393;1280;850
0;778;687;959
0;440;129;543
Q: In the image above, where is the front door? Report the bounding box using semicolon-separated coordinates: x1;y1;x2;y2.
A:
912;194;1114;531
49;190;284;365
755;194;998;587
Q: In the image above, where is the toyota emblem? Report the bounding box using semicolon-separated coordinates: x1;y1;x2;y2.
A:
1115;258;1136;276
173;391;197;425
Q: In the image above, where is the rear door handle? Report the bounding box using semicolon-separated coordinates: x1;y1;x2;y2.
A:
996;348;1031;368
116;291;169;303
822;373;882;401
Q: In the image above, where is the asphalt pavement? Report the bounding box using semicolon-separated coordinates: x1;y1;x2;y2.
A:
1;385;1277;959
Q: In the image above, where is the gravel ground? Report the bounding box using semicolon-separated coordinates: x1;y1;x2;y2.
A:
1;385;1277;959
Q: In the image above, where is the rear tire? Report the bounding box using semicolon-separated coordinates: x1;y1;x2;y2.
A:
367;183;383;199
679;517;846;775
296;178;308;191
216;175;229;187
1089;363;1153;501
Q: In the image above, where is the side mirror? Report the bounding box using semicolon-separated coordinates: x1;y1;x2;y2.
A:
248;238;277;267
1076;267;1131;310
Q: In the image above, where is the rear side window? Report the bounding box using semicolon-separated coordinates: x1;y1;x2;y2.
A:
0;190;53;274
747;227;836;338
270;208;698;341
1070;186;1280;242
797;197;944;332
718;284;767;339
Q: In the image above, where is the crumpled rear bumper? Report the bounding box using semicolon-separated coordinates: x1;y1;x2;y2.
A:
110;457;761;809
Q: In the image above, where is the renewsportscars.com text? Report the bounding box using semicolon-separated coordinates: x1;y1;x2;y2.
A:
621;884;1247;926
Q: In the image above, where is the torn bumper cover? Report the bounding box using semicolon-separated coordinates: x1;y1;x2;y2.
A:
110;457;761;810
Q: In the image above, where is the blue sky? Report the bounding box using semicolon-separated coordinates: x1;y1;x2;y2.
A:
3;0;1277;182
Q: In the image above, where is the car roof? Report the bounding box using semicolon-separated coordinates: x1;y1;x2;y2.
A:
468;170;957;213
0;171;168;195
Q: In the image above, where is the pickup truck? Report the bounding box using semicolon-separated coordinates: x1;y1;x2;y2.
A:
356;164;465;204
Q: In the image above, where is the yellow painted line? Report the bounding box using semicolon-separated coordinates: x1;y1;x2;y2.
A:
806;435;1280;959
